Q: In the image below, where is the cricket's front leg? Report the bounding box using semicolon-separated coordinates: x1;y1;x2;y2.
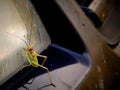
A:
21;64;31;71
30;41;36;48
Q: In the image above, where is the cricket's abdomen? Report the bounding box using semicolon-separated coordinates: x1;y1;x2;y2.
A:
31;60;39;67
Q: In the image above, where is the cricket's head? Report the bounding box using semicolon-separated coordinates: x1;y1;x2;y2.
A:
23;46;33;52
28;48;33;52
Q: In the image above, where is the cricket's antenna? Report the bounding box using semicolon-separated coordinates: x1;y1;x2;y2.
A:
5;32;28;46
29;8;34;46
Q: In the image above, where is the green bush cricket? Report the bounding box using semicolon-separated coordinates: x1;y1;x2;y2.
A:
5;31;55;87
7;6;55;86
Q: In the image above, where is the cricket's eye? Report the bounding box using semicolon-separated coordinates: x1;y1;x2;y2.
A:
29;48;33;51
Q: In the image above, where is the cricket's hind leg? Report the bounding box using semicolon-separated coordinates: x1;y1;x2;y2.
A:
36;54;47;65
37;63;55;87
